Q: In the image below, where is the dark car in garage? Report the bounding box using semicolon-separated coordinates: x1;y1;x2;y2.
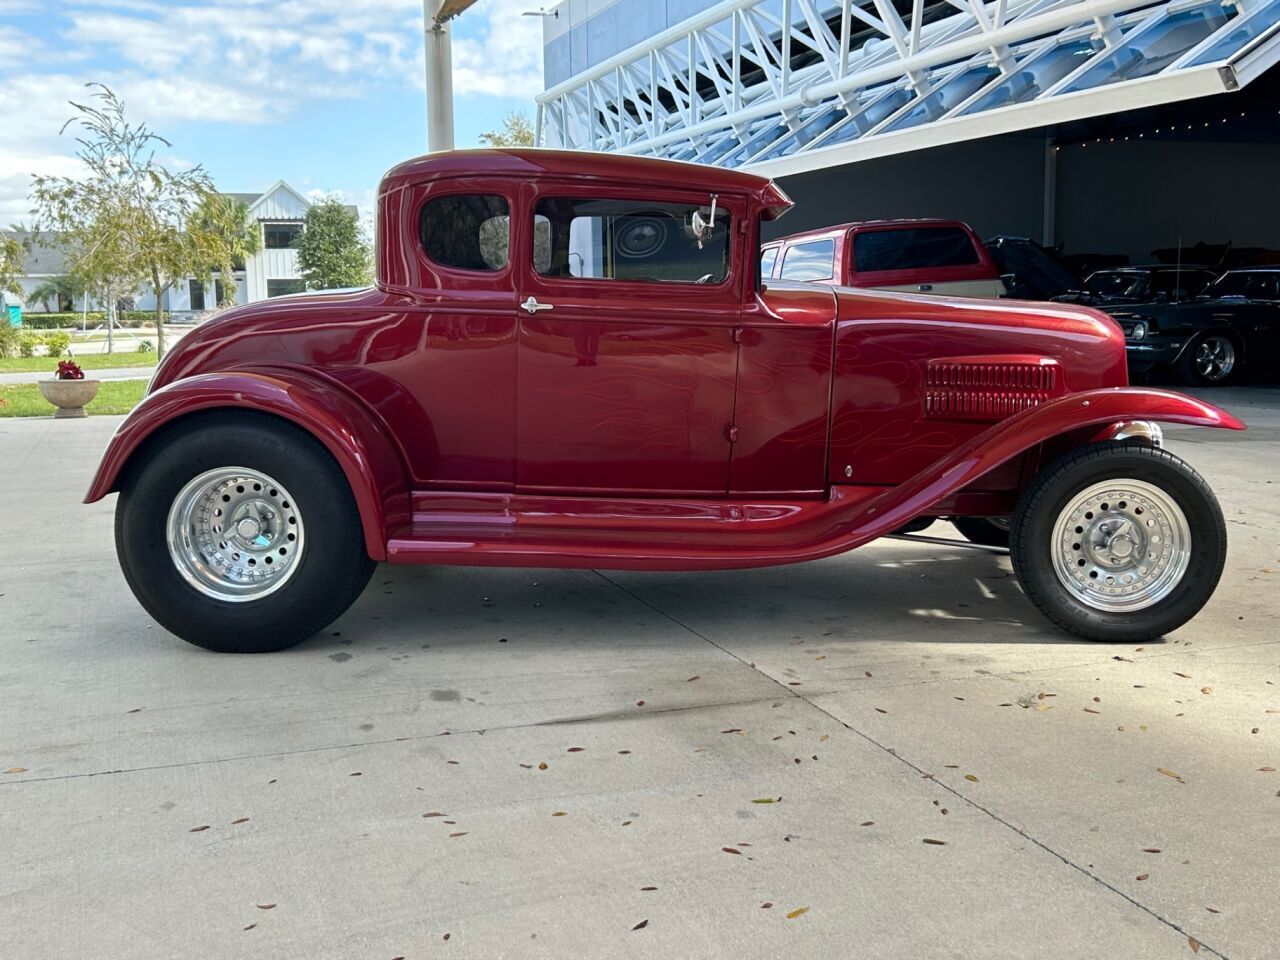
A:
1109;268;1280;386
1054;266;1219;309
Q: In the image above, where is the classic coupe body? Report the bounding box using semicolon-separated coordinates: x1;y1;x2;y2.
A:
1110;268;1280;385
87;150;1243;653
1053;266;1218;310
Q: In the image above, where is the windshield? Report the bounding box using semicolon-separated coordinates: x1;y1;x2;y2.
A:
1084;272;1149;298
1207;271;1280;300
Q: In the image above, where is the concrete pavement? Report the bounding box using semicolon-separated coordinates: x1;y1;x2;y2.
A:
1;389;1276;959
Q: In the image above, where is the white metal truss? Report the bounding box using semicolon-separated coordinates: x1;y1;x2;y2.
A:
535;0;1280;176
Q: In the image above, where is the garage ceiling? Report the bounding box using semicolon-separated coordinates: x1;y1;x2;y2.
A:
535;0;1280;175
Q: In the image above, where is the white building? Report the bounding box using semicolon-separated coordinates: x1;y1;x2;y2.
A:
4;180;356;315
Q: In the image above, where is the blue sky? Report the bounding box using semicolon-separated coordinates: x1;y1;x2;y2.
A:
0;0;547;224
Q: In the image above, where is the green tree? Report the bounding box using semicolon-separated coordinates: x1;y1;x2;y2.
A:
0;233;23;300
31;84;226;356
478;112;535;147
296;198;372;291
191;193;260;306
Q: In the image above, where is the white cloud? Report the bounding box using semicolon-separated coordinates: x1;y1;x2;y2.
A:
0;0;544;222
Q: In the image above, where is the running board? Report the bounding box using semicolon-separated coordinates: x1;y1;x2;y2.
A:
886;533;1010;555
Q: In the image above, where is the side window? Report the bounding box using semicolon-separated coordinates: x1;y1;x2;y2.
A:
854;228;979;272
533;197;730;284
780;239;836;281
419;194;510;272
760;247;779;280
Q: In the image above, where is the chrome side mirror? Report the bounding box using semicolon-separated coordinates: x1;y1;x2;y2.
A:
690;194;718;249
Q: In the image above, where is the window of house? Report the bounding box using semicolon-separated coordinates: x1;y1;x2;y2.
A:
267;279;305;298
418;194;510;271
779;239;836;281
532;197;730;284
263;222;303;249
188;278;205;311
760;247;779;280
853;227;978;273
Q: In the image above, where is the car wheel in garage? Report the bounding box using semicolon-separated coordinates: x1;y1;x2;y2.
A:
950;516;1010;548
116;414;376;653
1178;333;1238;386
1010;442;1225;642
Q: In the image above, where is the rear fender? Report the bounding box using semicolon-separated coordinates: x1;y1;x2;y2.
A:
836;388;1244;548
85;371;410;561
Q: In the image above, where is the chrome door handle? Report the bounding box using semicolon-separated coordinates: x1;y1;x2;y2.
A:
521;296;553;314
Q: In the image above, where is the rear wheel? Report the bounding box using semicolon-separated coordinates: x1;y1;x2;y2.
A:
116;415;375;653
950;516;1010;548
1178;333;1239;386
1010;442;1225;642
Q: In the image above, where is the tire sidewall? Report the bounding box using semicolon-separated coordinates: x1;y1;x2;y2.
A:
117;416;372;652
1011;444;1226;641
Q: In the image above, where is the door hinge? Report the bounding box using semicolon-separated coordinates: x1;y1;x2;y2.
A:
724;424;739;443
731;326;744;344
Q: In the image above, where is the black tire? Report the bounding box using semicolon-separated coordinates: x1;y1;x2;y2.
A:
950;516;1011;548
1009;442;1226;642
1177;332;1240;386
116;413;376;653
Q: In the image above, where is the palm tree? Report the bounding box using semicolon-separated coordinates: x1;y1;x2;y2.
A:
191;193;260;306
27;274;83;312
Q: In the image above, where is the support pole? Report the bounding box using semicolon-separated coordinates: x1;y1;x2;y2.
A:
1042;137;1057;248
423;0;455;152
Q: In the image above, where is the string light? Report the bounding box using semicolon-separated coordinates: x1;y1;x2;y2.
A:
1058;108;1267;149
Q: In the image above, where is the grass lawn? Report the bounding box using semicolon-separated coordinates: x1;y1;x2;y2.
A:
0;379;148;417
0;353;158;374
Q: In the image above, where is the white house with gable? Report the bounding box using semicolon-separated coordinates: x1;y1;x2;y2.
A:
4;180;356;316
152;180;321;314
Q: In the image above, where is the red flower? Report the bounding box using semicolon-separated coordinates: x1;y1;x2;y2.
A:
56;360;85;380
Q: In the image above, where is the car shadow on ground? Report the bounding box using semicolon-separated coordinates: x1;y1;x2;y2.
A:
303;542;1150;656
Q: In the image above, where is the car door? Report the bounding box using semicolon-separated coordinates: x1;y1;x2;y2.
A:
514;182;743;496
370;180;521;490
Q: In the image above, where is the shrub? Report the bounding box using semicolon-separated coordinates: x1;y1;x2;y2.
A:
44;331;72;358
19;310;163;330
18;333;42;357
0;322;19;358
136;339;154;353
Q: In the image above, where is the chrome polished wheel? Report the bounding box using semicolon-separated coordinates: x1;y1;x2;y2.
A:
165;467;305;602
1050;479;1191;613
1193;336;1236;383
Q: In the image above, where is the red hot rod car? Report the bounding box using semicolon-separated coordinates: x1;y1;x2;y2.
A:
87;149;1243;653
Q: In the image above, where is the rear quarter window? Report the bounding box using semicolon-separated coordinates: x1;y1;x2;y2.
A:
853;227;979;273
779;238;836;281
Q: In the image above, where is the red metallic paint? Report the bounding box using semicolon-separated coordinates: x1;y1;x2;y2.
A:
84;371;410;560
86;149;1244;576
383;388;1242;570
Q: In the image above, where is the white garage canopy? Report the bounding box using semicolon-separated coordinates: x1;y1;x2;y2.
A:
535;0;1280;177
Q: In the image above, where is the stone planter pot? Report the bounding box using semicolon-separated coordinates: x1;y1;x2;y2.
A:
38;379;101;418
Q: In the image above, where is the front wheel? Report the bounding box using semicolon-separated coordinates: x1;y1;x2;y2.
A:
1010;442;1226;642
116;414;376;652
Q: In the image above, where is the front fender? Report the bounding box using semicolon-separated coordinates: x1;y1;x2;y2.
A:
85;371;411;561
837;387;1243;548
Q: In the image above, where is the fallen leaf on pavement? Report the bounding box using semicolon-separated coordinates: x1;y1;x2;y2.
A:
566;747;585;753
256;904;276;910
874;707;887;714
4;768;27;774
551;811;567;817
751;798;779;804
1173;672;1191;679
1201;687;1213;695
423;812;447;818
189;825;210;833
448;832;468;837
1136;874;1148;881
1189;936;1201;954
640;886;657;891
1157;767;1185;783
537;762;548;770
231;817;250;825
687;676;700;682
1143;848;1161;853
786;907;809;919
922;838;948;845
631;919;648;931
964;774;979;782
722;847;741;855
761;902;773;909
860;821;874;826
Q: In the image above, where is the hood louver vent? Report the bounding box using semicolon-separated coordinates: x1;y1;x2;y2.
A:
924;359;1059;422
